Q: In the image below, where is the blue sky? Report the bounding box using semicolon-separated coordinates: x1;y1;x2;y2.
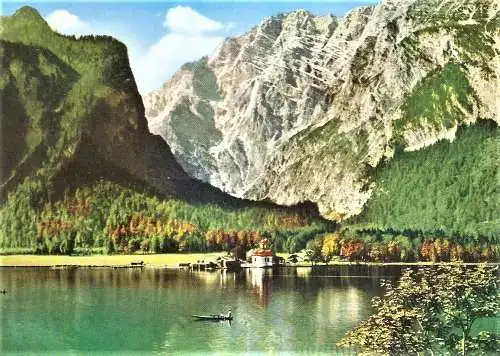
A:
3;1;377;94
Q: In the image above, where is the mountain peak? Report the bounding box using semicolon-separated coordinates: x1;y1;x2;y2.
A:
286;9;313;18
13;6;45;21
8;6;51;32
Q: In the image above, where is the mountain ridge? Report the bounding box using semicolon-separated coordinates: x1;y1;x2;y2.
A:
144;0;499;221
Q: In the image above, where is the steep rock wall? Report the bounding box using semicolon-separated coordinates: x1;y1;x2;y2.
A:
144;0;499;220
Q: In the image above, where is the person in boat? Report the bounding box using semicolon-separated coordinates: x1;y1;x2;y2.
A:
219;309;231;319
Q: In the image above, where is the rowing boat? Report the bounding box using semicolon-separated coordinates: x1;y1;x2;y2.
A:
192;314;233;321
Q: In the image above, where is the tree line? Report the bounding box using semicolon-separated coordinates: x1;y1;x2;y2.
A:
305;230;498;264
1;175;498;262
0;179;330;255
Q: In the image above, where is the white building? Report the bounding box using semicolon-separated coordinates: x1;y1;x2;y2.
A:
250;239;274;268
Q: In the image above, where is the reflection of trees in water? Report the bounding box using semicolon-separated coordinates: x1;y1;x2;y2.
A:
219;269;237;288
315;287;366;324
310;287;367;348
45;268;241;291
7;265;400;291
1;266;407;353
19;268;226;290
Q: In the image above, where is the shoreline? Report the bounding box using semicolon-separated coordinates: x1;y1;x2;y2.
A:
0;254;497;268
0;253;225;268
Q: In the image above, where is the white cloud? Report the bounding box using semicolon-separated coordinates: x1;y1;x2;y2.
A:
164;5;224;35
132;33;223;94
46;9;89;34
134;6;231;94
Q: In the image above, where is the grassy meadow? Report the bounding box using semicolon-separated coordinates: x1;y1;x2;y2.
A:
0;252;227;267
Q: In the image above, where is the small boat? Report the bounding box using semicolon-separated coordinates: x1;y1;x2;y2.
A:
192;309;232;321
192;314;233;321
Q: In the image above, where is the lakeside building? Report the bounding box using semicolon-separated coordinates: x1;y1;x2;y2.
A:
250;239;274;268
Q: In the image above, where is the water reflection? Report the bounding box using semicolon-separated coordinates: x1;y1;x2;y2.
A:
295;266;312;278
192;270;220;287
247;268;273;308
1;266;402;354
219;269;237;288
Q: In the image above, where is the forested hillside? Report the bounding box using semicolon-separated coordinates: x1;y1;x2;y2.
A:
0;6;190;200
0;180;328;254
302;120;499;263
354;121;498;242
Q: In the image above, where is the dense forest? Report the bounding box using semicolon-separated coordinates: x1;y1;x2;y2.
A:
0;179;331;255
353;120;498;242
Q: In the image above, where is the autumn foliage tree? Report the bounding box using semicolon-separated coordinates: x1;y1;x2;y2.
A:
340;239;366;261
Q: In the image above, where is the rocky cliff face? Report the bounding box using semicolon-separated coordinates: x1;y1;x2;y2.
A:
144;0;499;220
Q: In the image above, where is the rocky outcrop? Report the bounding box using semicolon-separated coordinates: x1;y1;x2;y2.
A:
144;0;499;220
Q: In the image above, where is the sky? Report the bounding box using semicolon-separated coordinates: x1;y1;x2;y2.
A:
3;1;378;94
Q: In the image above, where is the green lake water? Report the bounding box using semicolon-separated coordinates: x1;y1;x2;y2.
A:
1;266;405;354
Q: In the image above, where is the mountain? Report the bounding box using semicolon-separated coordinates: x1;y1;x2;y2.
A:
0;6;194;200
352;120;498;239
0;7;331;253
144;0;499;223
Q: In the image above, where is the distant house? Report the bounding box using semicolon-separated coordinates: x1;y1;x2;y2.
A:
250;239;274;268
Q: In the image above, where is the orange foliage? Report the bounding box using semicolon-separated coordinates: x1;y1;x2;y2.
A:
66;199;91;216
205;229;262;251
420;240;437;262
36;219;73;240
108;214;197;241
420;239;456;262
340;239;366;261
368;244;389;262
434;238;451;262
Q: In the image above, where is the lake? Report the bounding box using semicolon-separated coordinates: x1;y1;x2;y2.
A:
1;266;404;354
